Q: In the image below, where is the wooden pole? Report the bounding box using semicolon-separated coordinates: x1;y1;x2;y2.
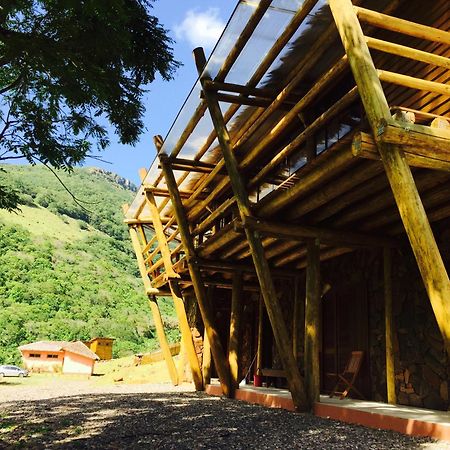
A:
202;328;212;386
384;248;396;405
256;295;264;376
329;0;450;355
304;239;321;409
195;47;308;410
292;277;301;362
228;272;243;392
157;149;231;397
148;296;179;386
169;281;204;391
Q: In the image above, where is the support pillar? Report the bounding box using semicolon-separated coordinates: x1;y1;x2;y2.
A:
256;295;264;376
305;239;321;408
202;328;212;385
384;248;396;405
194;46;308;410
228;272;243;392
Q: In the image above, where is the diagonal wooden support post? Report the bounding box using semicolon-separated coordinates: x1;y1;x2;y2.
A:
194;47;308;411
156;143;232;397
329;0;450;355
228;271;243;393
128;225;178;386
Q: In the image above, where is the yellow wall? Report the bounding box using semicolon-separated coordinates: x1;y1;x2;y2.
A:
88;339;113;360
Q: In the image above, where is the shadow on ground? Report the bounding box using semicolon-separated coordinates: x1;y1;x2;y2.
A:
0;392;447;449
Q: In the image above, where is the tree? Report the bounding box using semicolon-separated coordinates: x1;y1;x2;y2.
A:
0;0;179;208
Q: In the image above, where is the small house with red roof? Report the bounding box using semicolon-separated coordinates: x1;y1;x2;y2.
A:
19;341;99;375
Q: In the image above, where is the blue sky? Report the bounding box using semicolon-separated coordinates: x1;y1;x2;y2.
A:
92;1;237;185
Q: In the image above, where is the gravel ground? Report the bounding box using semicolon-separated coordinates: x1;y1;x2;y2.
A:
1;379;450;449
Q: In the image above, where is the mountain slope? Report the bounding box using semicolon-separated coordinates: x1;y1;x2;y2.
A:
0;164;178;364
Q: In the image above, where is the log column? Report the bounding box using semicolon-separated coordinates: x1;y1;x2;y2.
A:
384;248;396;404
228;272;243;392
194;46;308;411
157;151;231;397
305;239;321;407
329;0;450;354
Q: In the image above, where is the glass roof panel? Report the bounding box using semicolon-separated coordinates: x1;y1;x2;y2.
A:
127;0;327;219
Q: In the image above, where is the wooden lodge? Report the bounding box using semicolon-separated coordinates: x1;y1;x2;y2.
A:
123;0;450;413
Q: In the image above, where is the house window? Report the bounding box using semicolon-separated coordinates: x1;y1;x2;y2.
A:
47;354;58;359
29;353;41;358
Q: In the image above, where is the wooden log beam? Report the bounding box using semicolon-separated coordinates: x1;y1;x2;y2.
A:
144;186;204;200
157;148;232;397
241;216;397;248
196;258;299;279
354;6;450;45
366;37;450;70
304;239;321;408
378;70;450;97
169;281;204;391
377;121;450;156
384;248;396;405
200;90;293;110
124;217;172;225
228;272;243;393
353;132;450;172
195;47;308;410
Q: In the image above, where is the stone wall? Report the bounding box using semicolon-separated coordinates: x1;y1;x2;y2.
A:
327;247;449;410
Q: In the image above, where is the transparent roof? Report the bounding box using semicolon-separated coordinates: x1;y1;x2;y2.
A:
126;0;326;219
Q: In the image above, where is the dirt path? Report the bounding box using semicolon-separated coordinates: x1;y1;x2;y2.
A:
1;378;449;449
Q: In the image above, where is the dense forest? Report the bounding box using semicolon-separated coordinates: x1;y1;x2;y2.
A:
0;164;179;364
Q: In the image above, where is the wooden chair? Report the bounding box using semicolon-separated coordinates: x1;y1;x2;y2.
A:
329;351;365;400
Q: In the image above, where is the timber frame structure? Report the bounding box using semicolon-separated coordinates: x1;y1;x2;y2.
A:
123;0;450;412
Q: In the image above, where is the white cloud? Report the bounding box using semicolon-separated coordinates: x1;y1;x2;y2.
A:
174;8;225;49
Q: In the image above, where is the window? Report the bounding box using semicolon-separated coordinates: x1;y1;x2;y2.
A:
47;354;58;359
29;353;41;358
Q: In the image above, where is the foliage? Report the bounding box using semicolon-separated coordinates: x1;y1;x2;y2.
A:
0;165;179;364
0;0;180;209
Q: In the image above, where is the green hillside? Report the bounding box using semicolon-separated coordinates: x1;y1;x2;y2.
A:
0;164;179;364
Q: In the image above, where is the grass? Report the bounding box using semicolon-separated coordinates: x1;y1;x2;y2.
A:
93;355;174;385
0;205;94;242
